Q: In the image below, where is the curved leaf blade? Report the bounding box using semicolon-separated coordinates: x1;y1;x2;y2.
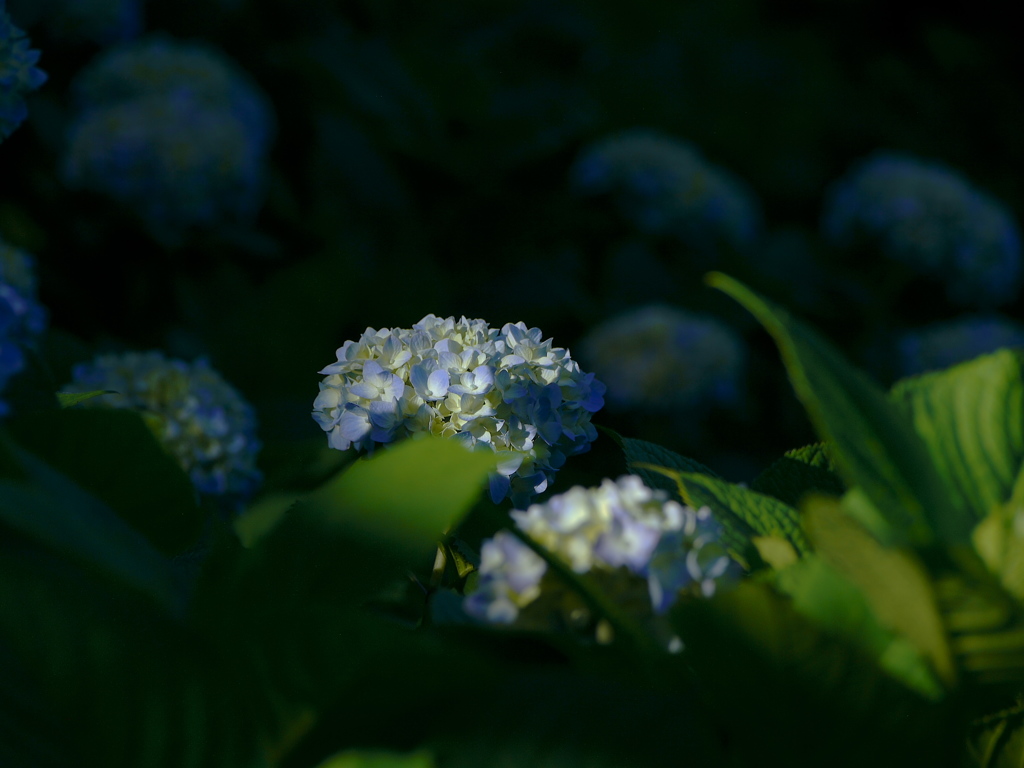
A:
708;272;966;549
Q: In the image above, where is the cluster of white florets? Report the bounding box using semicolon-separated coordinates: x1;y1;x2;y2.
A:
464;476;737;634
312;315;605;505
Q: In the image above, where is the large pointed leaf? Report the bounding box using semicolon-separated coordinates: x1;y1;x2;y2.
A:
193;436;497;733
802;495;955;688
773;555;944;700
891;350;1024;524
708;272;967;549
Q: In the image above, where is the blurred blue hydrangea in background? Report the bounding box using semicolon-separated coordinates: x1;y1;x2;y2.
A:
822;151;1023;307
0;237;47;416
313;315;605;506
465;476;738;646
64;351;263;507
898;314;1024;377
63;34;274;238
0;6;46;141
570;128;762;253
579;304;744;413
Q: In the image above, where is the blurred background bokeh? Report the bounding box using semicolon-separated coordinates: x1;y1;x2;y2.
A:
4;0;1023;486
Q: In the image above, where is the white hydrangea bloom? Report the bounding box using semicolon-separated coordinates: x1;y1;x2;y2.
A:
312;315;605;505
465;476;738;629
579;304;744;412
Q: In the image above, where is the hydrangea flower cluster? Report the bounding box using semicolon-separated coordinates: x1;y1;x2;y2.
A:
312;315;605;505
570;128;761;252
579;304;744;412
0;237;47;416
0;8;46;141
63;35;274;236
898;315;1024;377
822;151;1022;307
464;476;737;641
63;351;262;506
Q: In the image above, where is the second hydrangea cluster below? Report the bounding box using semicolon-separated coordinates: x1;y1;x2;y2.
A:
312;314;606;506
464;476;739;648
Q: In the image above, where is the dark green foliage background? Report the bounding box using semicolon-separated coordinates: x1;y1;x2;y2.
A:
3;1;1024;766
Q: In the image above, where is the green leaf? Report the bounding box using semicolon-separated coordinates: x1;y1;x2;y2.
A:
605;429;719;499
676;470;811;556
752;442;846;509
0;545;265;768
774;555;945;700
891;350;1024;524
56;390;117;408
802;495;956;689
0;440;180;612
968;702;1024;768
708;272;967;549
671;581;959;765
315;749;435;768
4;409;203;556
192;436;497;726
308;437;497;558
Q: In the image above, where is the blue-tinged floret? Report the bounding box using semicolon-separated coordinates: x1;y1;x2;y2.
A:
312;315;605;507
822;152;1022;307
64;351;263;507
0;238;47;416
898;315;1024;377
0;8;47;141
464;476;739;646
571;129;762;252
63;35;274;235
579;304;744;412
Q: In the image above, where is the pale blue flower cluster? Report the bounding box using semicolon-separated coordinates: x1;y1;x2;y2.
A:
63;35;274;236
64;351;262;506
571;129;761;252
822;152;1022;306
898;315;1024;377
464;476;737;629
579;304;744;412
0;8;46;141
312;315;605;505
0;237;47;416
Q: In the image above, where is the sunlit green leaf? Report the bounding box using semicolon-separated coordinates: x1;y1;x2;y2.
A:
891;350;1024;524
56;390;117;408
802;495;955;688
708;272;968;550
